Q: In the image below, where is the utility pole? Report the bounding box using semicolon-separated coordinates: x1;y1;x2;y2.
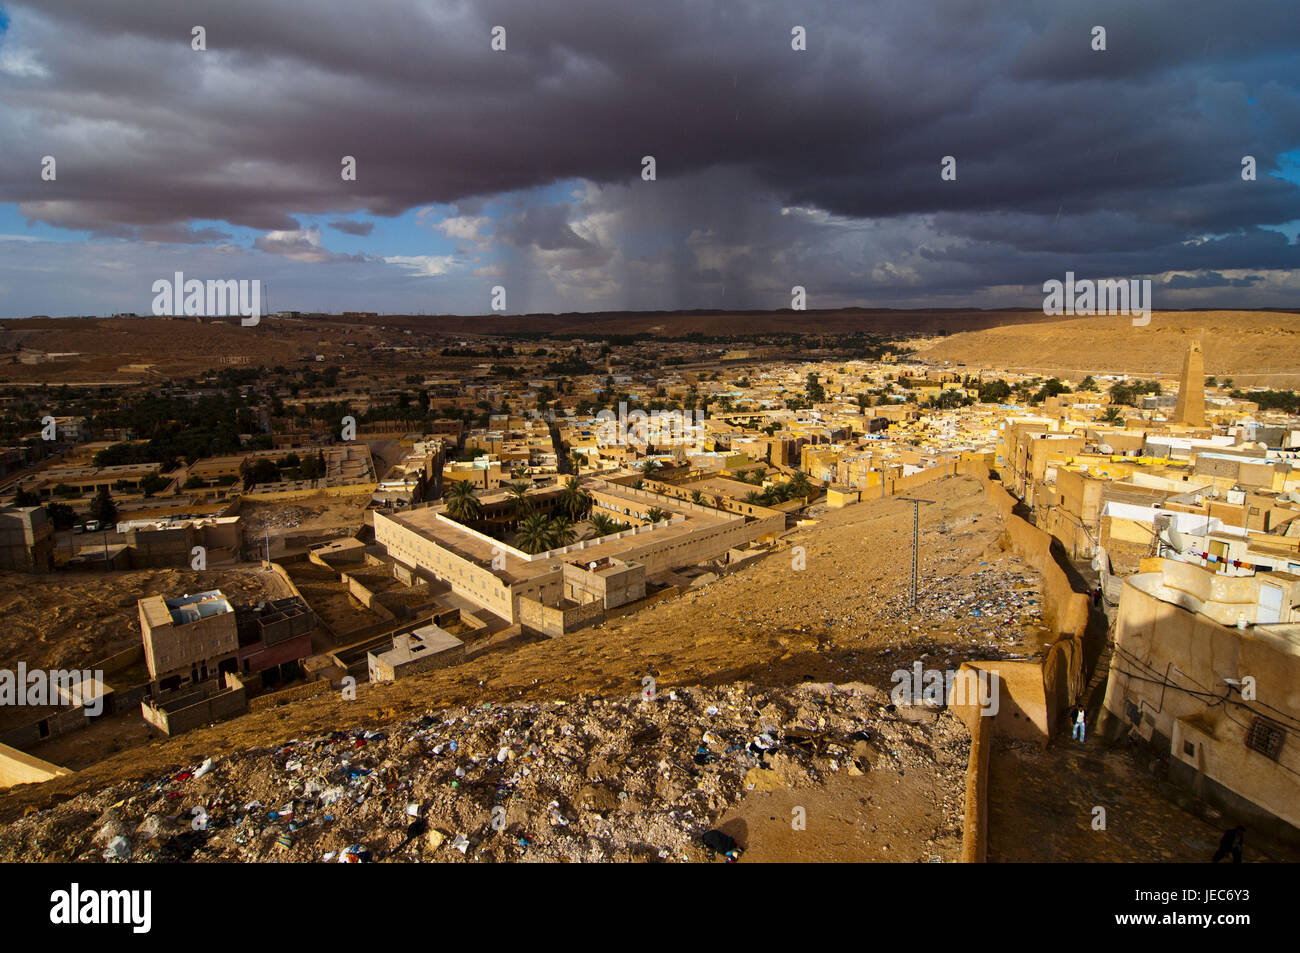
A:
899;497;934;611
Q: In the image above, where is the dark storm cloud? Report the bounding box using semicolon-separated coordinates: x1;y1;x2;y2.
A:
1164;272;1263;289
328;218;374;236
0;0;1297;306
499;204;592;251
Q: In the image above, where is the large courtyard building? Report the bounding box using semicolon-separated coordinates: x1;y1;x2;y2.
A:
373;478;784;634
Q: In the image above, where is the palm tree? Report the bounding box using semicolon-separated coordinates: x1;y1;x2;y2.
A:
443;481;482;522
558;477;591;520
690;489;704;505
505;480;532;526
547;515;577;547
585;513;626;539
1101;406;1124;424
788;471;813;501
743;490;764;505
644;507;666;524
641;459;660;478
516;513;554;554
569;453;584;473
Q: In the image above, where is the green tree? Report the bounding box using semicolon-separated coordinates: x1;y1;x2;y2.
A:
44;501;76;530
140;472;169;497
585;513;626;538
643;507;666;524
443;480;482;522
12;487;40;507
505;480;533;526
547;515;577;548
516;513;555;554
1031;378;1071;405
977;379;1012;403
806;372;825;403
91;486;118;526
557;477;591;520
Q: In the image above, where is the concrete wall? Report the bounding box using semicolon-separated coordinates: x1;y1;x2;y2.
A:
981;475;1095;733
947;660;1050;743
0;742;72;789
240;484;377;502
960;715;990;863
374;512;526;620
0;703;91;749
247;678;330;712
517;595;605;638
140;677;247;736
563;560;646;608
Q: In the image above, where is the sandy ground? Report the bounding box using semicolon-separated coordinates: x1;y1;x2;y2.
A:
717;752;963;862
0;567;292;672
919;310;1300;386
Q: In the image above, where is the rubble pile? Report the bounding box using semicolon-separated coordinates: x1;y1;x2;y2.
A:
871;562;1047;651
0;682;969;863
241;504;320;533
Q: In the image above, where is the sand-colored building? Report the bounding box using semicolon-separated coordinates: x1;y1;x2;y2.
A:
373;478;783;629
1100;559;1300;843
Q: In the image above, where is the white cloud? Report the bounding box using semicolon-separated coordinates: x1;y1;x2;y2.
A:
437;215;491;242
384;254;457;276
0;46;49;79
255;227;358;263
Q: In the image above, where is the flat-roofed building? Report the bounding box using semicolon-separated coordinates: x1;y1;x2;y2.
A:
373;478;783;628
0;506;53;572
1101;558;1300;844
139;590;239;690
368;624;466;682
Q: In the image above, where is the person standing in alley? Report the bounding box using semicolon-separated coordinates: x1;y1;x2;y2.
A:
1072;705;1086;742
1212;826;1245;863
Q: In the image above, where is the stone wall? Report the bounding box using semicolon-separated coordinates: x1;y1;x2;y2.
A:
980;475;1096;735
517;596;605;638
